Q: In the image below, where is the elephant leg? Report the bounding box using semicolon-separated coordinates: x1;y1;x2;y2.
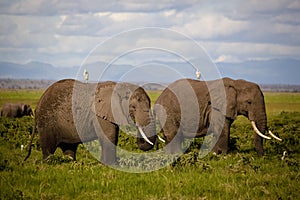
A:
212;119;231;154
39;128;57;160
97;119;118;166
254;134;264;156
59;143;79;160
41;146;56;160
165;131;183;154
164;122;182;154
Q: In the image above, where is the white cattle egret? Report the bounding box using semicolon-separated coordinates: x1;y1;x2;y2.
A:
83;69;89;83
196;69;201;80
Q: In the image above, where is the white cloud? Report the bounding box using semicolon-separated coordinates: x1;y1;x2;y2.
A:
1;0;197;15
109;12;139;22
176;14;248;39
56;15;67;28
0;0;300;70
272;22;300;35
0;16;17;35
163;9;176;17
214;55;241;63
205;41;300;62
93;12;111;17
287;0;300;9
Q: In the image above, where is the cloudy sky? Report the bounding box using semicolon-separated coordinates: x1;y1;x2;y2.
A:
0;0;300;83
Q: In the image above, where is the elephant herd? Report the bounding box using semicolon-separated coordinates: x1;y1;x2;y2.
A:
1;77;281;164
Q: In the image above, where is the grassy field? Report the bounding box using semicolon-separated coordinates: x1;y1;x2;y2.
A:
0;89;42;110
0;89;299;199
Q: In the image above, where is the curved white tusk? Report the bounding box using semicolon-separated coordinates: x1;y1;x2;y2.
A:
138;126;154;146
251;121;271;140
268;130;282;141
158;135;165;143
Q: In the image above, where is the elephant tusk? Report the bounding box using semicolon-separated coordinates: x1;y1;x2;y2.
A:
158;135;165;143
138;126;154;146
268;130;282;141
251;121;271;140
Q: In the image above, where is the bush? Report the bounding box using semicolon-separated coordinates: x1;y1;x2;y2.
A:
265;111;300;160
0;116;38;150
1;111;299;167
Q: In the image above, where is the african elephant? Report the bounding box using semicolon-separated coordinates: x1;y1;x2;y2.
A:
154;78;281;156
25;79;156;165
0;103;33;118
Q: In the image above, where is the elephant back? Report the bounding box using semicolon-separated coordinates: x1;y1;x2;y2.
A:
35;79;76;128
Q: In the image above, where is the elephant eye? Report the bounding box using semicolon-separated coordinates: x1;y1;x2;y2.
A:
247;100;252;104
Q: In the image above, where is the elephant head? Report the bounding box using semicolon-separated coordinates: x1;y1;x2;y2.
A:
218;78;281;155
94;82;156;151
21;104;33;117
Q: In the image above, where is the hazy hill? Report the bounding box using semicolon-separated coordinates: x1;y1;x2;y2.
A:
217;58;300;85
0;58;299;85
0;61;78;80
1;79;299;92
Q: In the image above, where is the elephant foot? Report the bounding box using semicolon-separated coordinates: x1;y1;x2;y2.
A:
59;142;79;161
255;148;264;157
212;145;228;155
254;135;264;157
63;150;76;161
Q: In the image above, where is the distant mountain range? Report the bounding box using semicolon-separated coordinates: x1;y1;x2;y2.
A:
216;58;300;85
0;61;78;80
0;58;299;85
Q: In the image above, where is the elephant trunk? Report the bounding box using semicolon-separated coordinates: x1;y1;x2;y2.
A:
250;110;269;156
248;98;270;140
255;106;282;141
250;107;282;156
255;117;268;137
250;111;271;139
137;118;156;151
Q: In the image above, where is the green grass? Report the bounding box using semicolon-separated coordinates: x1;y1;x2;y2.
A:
147;90;162;106
0;89;299;199
1;89;299;114
264;92;300;116
0;89;43;109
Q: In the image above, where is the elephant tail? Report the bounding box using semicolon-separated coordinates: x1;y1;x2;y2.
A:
24;119;36;161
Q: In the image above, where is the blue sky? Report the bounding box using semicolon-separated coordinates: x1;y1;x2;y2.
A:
0;1;300;83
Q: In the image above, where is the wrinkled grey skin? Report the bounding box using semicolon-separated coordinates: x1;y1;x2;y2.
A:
154;78;269;156
0;103;33;118
25;79;156;165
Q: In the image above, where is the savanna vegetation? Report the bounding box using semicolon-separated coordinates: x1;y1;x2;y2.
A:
0;89;299;199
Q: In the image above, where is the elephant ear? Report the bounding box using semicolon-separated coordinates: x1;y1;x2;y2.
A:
225;84;237;120
94;82;134;125
208;78;237;120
